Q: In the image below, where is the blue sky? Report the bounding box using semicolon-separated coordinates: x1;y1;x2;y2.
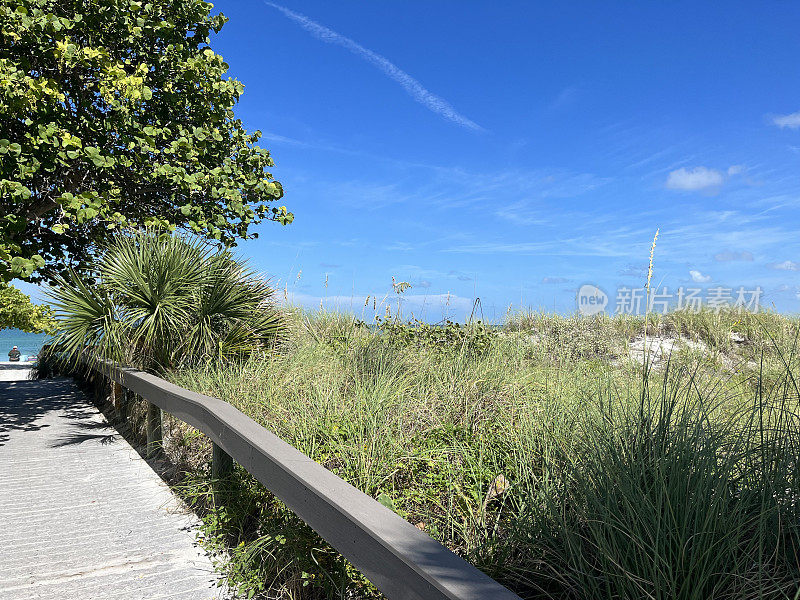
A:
23;1;800;320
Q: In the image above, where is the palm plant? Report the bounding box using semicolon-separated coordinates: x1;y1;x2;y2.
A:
47;230;283;373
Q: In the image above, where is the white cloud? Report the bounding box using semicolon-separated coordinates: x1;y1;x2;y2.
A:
714;250;753;262
549;86;579;110
727;165;745;176
689;270;712;283
619;264;647;277
445;239;631;257
772;112;800;129
770;260;799;271
490;172;610;225
264;2;483;131
494;202;548;226
283;291;475;319
665;165;745;192
666;167;724;191
448;270;473;282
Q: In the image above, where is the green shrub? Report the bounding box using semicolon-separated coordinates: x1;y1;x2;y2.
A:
376;317;498;356
46;229;283;373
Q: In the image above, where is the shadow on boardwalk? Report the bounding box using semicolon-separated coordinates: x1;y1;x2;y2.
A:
0;376;95;447
0;369;224;599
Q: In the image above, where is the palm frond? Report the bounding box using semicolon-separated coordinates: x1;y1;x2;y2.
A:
45;268;125;369
48;229;286;372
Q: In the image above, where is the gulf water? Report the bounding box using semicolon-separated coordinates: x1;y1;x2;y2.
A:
0;329;49;361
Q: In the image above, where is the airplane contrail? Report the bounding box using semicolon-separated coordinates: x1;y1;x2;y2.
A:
264;2;483;131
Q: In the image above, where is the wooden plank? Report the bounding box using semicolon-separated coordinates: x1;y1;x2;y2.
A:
98;362;521;600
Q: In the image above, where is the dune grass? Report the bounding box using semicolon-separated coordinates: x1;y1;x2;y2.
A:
157;308;800;599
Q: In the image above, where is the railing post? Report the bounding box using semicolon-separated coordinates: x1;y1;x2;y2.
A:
146;403;162;458
112;382;124;421
93;373;104;404
119;388;132;422
211;442;233;505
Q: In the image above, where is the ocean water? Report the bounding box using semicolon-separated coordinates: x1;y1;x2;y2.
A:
0;329;49;361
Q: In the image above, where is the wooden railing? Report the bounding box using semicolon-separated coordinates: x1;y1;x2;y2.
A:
82;361;522;600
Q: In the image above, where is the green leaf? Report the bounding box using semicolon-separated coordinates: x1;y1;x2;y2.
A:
377;493;397;513
0;0;290;283
0;283;56;333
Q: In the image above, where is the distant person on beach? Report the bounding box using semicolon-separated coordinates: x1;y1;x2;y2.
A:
8;346;21;362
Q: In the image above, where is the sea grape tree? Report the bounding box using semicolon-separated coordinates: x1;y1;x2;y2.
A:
0;282;55;332
1;0;293;283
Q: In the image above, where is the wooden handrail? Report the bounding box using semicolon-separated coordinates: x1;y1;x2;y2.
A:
90;361;521;600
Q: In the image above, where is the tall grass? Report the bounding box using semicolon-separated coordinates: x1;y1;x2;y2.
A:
158;309;800;599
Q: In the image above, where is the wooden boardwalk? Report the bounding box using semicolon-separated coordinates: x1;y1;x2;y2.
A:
0;365;224;600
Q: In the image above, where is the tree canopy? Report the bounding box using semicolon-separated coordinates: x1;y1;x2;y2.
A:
0;282;55;332
1;0;293;283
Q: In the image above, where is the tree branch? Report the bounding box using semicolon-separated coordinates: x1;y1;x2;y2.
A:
25;198;60;221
